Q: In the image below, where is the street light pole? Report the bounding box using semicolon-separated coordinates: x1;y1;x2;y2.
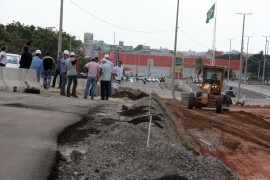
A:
236;13;252;100
227;38;233;84
58;0;64;54
171;0;180;99
262;36;270;85
244;36;252;84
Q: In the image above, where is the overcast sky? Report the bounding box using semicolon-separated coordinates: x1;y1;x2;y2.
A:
1;0;270;54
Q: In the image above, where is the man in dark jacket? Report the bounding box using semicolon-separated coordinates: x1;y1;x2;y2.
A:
51;52;63;88
42;52;54;90
19;45;32;69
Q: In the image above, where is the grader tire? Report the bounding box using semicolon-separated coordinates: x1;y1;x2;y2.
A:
188;92;195;109
216;96;223;113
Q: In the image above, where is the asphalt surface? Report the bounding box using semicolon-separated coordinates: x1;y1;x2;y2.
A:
0;91;108;180
185;82;269;99
0;106;79;180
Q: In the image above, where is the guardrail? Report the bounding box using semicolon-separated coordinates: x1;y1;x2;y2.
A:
0;67;40;92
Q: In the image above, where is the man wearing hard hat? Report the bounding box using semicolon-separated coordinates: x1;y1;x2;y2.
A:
60;50;69;96
30;50;44;83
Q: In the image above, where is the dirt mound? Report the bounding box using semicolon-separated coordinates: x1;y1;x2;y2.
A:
52;97;238;180
164;99;270;179
112;88;149;100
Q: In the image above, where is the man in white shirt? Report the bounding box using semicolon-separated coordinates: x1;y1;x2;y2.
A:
0;47;8;67
112;61;123;93
100;58;112;100
104;54;114;97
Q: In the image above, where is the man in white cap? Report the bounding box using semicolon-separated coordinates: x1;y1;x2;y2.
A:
30;50;44;83
66;52;78;97
104;54;114;97
99;58;112;100
60;50;69;96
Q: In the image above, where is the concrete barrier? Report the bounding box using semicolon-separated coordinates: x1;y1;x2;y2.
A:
0;67;40;92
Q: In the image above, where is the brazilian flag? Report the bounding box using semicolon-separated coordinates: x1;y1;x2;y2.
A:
206;4;215;23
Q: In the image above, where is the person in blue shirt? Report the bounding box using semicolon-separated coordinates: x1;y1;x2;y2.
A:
30;50;44;83
60;50;69;96
51;52;63;88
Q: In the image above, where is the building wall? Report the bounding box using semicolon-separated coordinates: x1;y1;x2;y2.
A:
97;51;240;78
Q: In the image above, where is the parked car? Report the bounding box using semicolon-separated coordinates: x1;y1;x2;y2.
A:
6;53;20;68
137;73;146;80
147;77;158;82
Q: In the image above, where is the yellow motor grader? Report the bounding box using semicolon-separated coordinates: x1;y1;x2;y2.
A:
188;65;232;113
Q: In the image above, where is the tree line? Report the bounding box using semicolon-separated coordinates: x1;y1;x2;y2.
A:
0;21;82;59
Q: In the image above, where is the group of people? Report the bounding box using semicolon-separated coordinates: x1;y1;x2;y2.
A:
1;41;124;100
83;54;124;100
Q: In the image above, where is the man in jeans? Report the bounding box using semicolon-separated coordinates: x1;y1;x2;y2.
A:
42;52;54;90
83;57;100;99
66;52;78;97
60;50;69;96
99;58;112;100
51;52;63;88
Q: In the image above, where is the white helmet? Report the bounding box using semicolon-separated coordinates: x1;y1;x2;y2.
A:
35;50;42;54
104;54;109;58
63;50;69;55
70;52;76;56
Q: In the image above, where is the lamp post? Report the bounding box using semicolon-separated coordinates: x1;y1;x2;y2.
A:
58;0;64;54
171;0;180;99
227;38;234;84
236;12;252;100
262;36;270;85
244;36;252;84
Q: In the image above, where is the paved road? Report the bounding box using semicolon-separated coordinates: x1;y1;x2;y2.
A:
0;106;80;180
123;79;161;89
0;91;108;180
185;82;269;99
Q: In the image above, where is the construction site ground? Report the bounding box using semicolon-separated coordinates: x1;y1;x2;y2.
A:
165;100;270;180
44;85;270;180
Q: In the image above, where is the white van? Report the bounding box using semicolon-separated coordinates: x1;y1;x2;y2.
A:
6;53;20;68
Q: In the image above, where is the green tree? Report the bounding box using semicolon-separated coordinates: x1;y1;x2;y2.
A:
0;21;83;59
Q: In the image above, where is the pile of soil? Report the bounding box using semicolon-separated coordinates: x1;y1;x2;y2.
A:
164;99;270;179
111;87;149;100
50;96;238;179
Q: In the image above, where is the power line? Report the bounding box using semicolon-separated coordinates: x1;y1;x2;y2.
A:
68;0;173;34
68;0;210;50
179;29;210;49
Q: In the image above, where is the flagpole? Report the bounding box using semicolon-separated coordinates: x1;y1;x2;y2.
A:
212;0;217;65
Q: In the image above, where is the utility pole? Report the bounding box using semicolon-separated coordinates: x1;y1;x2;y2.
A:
262;36;270;85
236;13;252;100
58;0;64;54
171;0;180;99
244;36;252;84
227;38;234;84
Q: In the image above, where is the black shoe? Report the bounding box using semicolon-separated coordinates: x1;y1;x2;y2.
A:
72;94;78;98
100;98;105;100
83;96;87;99
60;93;66;96
67;94;70;97
51;85;55;88
91;97;94;100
